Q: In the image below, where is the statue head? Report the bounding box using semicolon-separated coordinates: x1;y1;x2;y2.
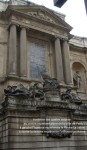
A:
76;70;80;74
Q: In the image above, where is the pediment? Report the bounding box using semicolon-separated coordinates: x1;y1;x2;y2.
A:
7;5;72;31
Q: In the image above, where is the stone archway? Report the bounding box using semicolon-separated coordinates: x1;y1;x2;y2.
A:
72;62;86;93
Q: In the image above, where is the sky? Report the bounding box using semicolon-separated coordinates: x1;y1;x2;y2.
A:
28;0;87;37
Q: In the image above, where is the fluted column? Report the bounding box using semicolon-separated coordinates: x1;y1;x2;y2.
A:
62;40;72;84
55;38;64;83
8;25;17;75
20;28;27;77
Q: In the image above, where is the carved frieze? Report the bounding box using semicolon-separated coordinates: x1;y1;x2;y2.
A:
27;11;55;23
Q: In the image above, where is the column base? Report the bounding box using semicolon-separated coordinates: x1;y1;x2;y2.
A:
20;75;27;77
8;72;18;77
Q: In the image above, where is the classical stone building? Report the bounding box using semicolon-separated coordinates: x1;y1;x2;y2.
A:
0;0;87;150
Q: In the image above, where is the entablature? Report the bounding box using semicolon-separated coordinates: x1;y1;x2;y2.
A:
5;5;72;40
8;15;68;40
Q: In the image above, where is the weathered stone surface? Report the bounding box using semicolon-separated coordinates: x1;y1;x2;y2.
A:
0;1;87;150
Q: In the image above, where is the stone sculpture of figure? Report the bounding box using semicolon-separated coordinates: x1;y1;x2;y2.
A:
29;83;45;100
4;84;29;98
61;88;82;105
41;72;59;90
73;71;82;88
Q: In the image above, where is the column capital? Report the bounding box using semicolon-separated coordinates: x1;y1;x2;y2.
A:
54;36;61;40
20;26;26;29
8;23;19;31
54;36;68;41
54;35;58;39
62;38;68;42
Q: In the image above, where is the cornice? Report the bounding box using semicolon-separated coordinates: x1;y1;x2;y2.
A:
69;44;87;53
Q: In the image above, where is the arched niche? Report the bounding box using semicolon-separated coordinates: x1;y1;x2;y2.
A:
72;62;86;93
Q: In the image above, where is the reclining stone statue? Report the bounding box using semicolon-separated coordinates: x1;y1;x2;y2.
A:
4;84;29;98
61;88;82;105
